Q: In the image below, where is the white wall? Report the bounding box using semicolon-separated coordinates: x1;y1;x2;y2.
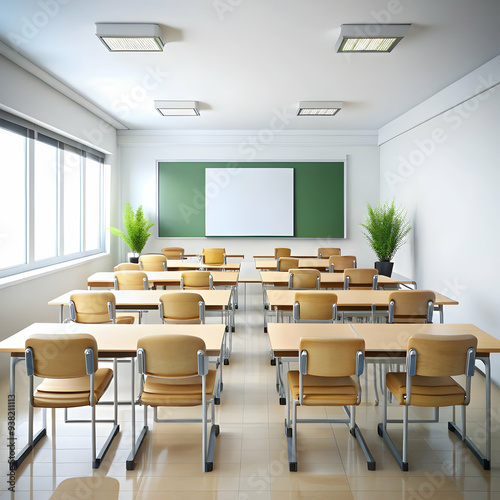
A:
379;55;500;383
116;130;381;275
0;55;119;383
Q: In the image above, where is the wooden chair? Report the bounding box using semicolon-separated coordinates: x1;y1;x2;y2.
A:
287;337;375;471
161;247;184;259
114;263;141;271
134;334;219;472
114;271;149;290
379;333;477;471
202;248;226;266
25;333;118;469
159;292;205;324
388;290;436;324
343;268;378;290
288;268;320;289
69;291;135;325
180;271;213;290
277;257;298;272
329;255;357;273
274;247;291;259
139;254;167;271
293;292;338;323
318;247;341;258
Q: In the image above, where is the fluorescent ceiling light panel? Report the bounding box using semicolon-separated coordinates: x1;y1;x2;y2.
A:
154;101;200;116
96;23;164;52
297;101;342;116
335;24;411;53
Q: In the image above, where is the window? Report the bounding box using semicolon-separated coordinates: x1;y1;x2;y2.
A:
0;114;107;278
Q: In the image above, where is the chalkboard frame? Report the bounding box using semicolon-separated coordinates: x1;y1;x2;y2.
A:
156;160;346;238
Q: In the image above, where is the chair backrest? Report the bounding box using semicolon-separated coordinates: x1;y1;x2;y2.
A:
114;263;141;271
343;268;378;290
299;337;365;378
277;257;299;272
114;271;149;290
293;292;338;322
407;333;477;378
139;254;167;271
318;247;341;258
388;290;436;324
203;248;226;265
138;334;206;378
288;268;320;289
181;271;213;290
329;255;357;273
161;247;184;259
25;333;98;378
69;291;115;324
159;292;205;324
274;247;291;259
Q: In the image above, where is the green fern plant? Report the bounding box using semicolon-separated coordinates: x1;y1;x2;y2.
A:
110;203;155;254
360;200;411;262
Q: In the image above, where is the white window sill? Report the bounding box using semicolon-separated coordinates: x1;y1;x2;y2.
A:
0;253;110;290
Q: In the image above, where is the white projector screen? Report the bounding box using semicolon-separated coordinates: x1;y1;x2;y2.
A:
205;168;294;236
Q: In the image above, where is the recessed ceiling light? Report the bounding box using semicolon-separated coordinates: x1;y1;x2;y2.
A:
297;101;343;116
335;24;411;53
96;23;164;52
154;101;200;116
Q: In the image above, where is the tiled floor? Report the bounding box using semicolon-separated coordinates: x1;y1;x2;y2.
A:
1;283;500;499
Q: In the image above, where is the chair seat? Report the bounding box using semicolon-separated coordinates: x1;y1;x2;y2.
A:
141;370;217;407
288;371;359;406
33;368;113;407
115;315;136;324
386;372;467;407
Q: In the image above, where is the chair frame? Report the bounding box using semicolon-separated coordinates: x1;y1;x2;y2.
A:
343;271;378;290
128;337;219;472
25;335;119;469
329;255;357;273
292;299;338;324
286;341;375;471
318;247;341;258
378;336;476;471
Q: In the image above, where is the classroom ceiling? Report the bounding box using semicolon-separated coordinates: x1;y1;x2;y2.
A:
1;0;500;132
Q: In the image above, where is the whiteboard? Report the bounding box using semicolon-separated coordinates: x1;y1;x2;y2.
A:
205;168;294;236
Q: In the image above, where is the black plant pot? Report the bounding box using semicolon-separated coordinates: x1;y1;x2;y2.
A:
128;252;140;264
375;261;394;277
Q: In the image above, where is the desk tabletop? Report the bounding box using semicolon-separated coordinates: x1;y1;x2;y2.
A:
268;323;500;357
88;271;239;288
166;260;241;271
0;322;226;357
260;271;414;288
49;289;232;309
255;259;329;270
265;289;458;308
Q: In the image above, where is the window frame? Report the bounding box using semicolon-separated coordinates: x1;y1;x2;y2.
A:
0;111;107;279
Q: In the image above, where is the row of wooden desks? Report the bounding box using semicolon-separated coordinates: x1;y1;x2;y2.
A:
265;289;457;324
0;322;226;470
268;322;500;470
48;289;234;359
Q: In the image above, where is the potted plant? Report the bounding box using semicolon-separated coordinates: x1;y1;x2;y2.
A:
360;200;411;277
110;203;155;263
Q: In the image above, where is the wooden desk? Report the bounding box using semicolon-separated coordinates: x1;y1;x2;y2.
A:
253;255;318;259
268;322;500;470
265;289;457;324
260;271;415;289
88;271;239;289
49;289;234;357
166;260;241;271
255;259;329;271
0;322;226;471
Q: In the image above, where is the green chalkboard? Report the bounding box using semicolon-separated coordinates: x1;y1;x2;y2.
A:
157;161;345;238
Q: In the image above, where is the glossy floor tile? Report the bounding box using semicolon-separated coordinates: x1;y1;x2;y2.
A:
0;283;499;499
